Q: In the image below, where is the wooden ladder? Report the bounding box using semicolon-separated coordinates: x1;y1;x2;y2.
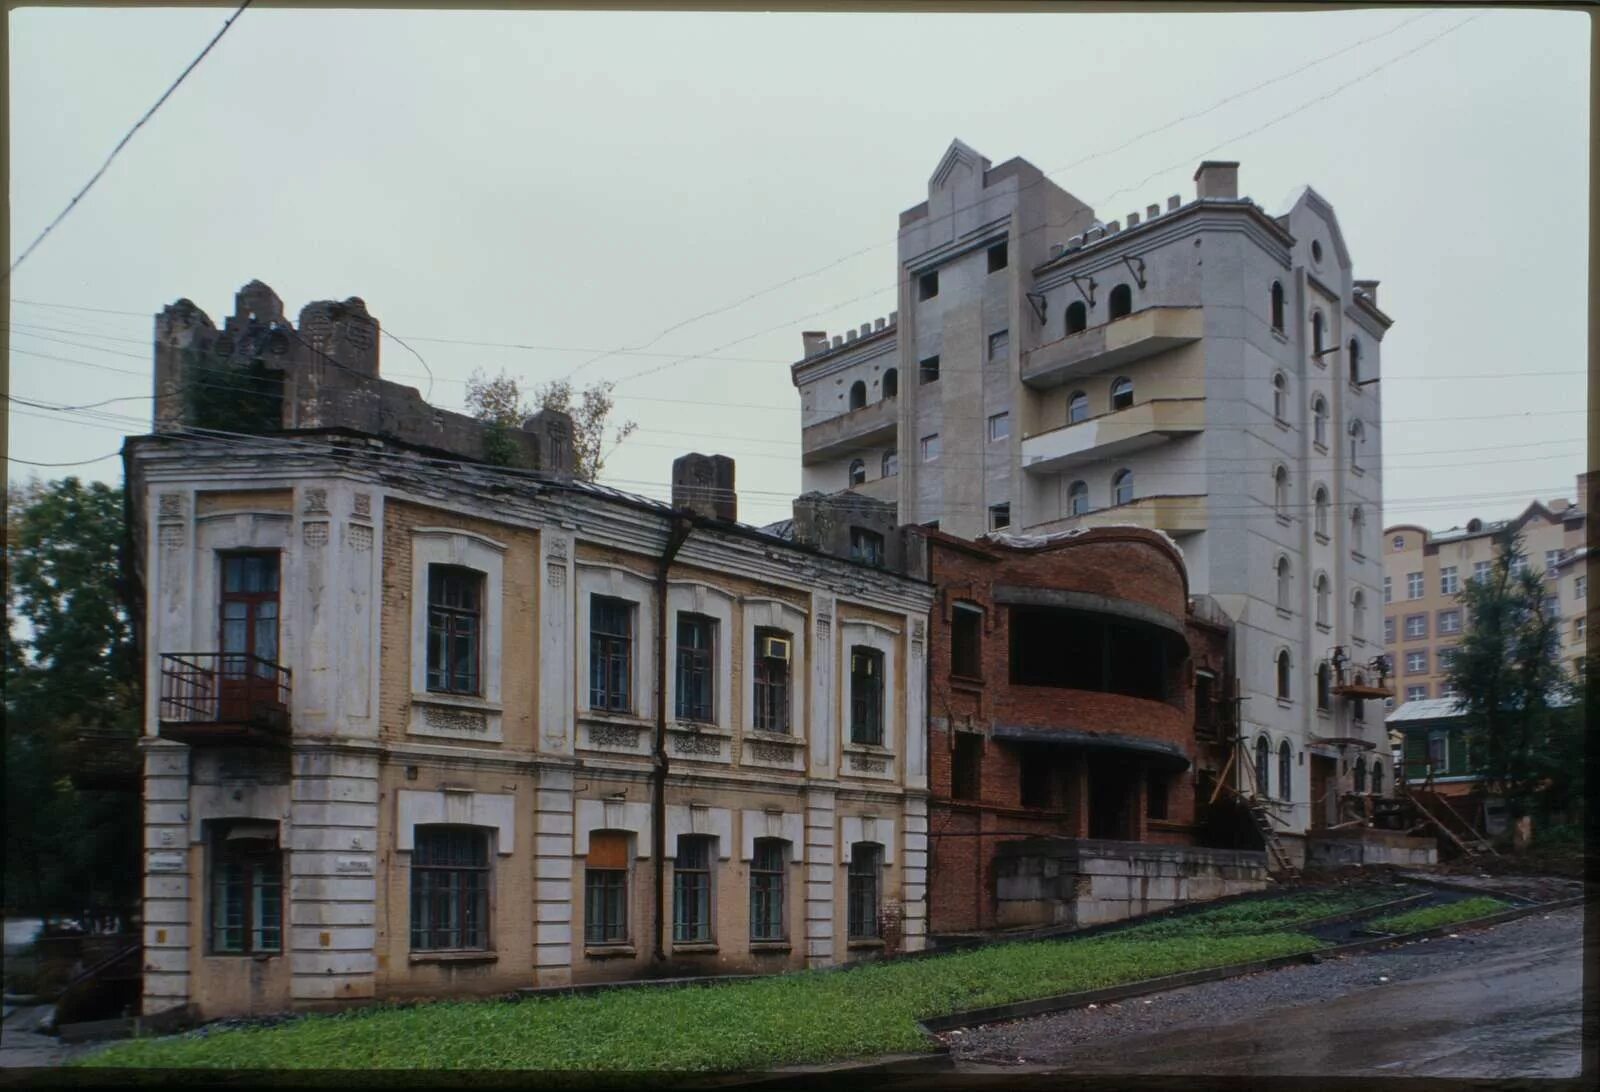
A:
1220;735;1300;879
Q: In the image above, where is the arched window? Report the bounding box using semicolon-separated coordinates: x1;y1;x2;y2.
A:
1371;761;1383;796
1312;310;1325;357
1067;480;1089;516
881;450;898;477
882;368;898;398
1065;300;1088;334
1276;556;1292;611
1352;589;1368;635
1351;505;1366;554
1315;573;1330;626
1110;377;1134;411
1108;284;1133;320
1313;486;1330;538
1312;396;1328;448
1349;419;1365;469
1353;756;1367;793
848;459;866;487
1276;650;1292;701
1067;391;1089;424
1111;469;1134;507
1316;663;1331;710
1270;281;1285;332
1273;465;1289;517
1278;741;1293;802
848;381;867;411
1254;736;1271;797
1272;373;1288;422
1348;339;1362;384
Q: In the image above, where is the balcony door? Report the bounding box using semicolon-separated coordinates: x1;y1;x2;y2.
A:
219;552;280;719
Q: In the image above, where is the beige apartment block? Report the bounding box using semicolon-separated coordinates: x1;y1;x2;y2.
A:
1382;474;1589;709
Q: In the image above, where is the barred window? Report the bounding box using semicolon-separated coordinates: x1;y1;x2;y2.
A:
749;838;787;942
753;628;791;734
584;831;629;945
589;596;634;712
673;836;715;944
209;825;282;955
850;647;885;745
427;566;483;695
410;826;489;951
675;613;716;722
847;843;882;940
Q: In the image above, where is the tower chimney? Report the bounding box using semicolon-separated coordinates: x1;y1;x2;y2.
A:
671;453;737;523
1193;160;1239;200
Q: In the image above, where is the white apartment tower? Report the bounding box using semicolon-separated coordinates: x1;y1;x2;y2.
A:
792;141;1393;859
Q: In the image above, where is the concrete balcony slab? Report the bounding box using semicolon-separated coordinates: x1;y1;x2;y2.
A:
1021;306;1203;390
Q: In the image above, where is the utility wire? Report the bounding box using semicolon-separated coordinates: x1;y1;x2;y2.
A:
6;2;253;281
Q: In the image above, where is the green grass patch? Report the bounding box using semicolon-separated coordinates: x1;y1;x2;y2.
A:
81;930;1320;1071
1113;887;1397;940
1366;896;1510;934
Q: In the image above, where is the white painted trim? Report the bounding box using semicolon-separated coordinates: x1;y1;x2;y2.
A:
740;597;808;742
663;804;735;860
575;565;656;720
408;527;505;711
395;789;516;855
665;582;735;731
739;810;805;862
839;815;896;865
412;527;508;554
839;620;899;758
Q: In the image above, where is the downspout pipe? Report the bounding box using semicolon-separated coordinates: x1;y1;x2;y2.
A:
653;513;693;964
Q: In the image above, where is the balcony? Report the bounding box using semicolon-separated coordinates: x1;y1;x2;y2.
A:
1021;398;1204;474
1023;495;1209;538
801;397;898;466
1021;306;1203;390
158;653;292;747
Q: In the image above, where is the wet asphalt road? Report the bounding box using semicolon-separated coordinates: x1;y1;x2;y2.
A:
951;903;1586;1080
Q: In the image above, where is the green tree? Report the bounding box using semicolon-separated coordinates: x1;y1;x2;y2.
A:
1445;528;1570;825
5;478;141;915
464;370;636;481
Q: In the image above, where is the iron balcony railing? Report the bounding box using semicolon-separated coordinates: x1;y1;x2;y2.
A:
158;652;292;743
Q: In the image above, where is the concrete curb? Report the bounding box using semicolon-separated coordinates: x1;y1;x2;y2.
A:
919;892;1587;1034
1290;890;1431;931
1392;871;1568;905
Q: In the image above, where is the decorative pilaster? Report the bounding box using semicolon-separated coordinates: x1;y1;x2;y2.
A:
803;786;837;967
141;742;191;1016
533;764;576;984
287;749;379;1002
901;795;929;952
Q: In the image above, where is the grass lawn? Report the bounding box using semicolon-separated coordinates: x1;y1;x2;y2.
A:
82;928;1322;1071
1366;896;1510;935
1112;886;1399;939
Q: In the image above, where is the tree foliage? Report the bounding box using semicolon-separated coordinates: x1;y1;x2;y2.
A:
5;478;141;913
464;369;636;481
181;349;285;434
1445;528;1571;822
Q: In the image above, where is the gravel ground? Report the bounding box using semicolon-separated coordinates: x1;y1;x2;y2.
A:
945;902;1584;1067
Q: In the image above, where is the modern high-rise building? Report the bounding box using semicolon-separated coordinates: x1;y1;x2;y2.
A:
791;141;1393;860
1383;476;1589;708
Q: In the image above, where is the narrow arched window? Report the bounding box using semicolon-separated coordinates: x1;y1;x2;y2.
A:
881;450;898;477
1108;284;1133;320
848;381;866;411
1314;486;1330;538
1353;757;1367;793
848;459;866;486
1273;465;1289;517
1111;469;1133;506
1067;480;1089;516
1068;391;1089;424
1312;311;1325;356
1316;663;1331;710
1352;589;1367;635
1272;373;1288;422
1278;741;1293;802
1276;556;1291;611
1065;300;1088;334
1348;339;1362;384
1255;736;1271;797
1351;505;1365;554
1110;377;1134;412
1277;650;1291;701
882;368;898;398
1270;281;1285;332
1312;395;1329;448
1315;574;1330;626
1371;761;1383;795
1349;419;1365;469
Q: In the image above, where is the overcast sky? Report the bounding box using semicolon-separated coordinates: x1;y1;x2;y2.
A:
7;5;1589;531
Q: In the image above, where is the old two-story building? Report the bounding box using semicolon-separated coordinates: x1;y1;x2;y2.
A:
129;283;935;1021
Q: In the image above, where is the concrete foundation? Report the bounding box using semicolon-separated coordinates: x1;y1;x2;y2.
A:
1305;828;1437;869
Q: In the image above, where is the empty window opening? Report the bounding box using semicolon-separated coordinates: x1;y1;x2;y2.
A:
1316;663;1331;711
1315;573;1330;626
1110;377;1134;411
1276;556;1292;611
1009;607;1173;701
919;355;941;384
1312;396;1329;448
1273;466;1290;517
848;381;867;410
987;241;1008;273
1272;373;1288;422
951;732;983;801
1312;311;1325;356
881;450;898;477
1278;741;1293;802
1269;281;1285;331
1088;755;1138;839
882;368;899;398
1146;772;1169;820
918;271;939;301
1019;743;1056;809
988;503;1011;531
849;526;885;567
1349;419;1365;469
1276;650;1292;701
1254;736;1271;797
1349;339;1362;383
1065;300;1088;334
1353;757;1367;793
1108;284;1133;320
951;603;983;679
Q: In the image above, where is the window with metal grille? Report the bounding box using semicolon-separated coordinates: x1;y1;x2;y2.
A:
753;628;791;734
589;596;634;712
426;566;483;695
850;647;884;745
675;613;716;722
749;838;786;942
410;826;489;951
951;732;982;801
584;831;629;945
209;824;282;955
951;604;982;679
672;835;714;943
847;843;882;939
